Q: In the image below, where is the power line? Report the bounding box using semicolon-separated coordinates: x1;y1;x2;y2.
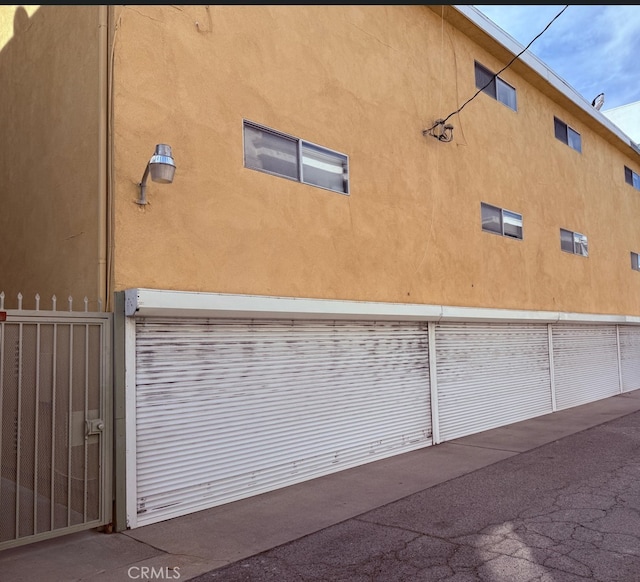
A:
427;5;569;133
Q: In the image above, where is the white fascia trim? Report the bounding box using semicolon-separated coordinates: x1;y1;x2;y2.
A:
124;288;640;325
125;288;442;321
453;5;640;156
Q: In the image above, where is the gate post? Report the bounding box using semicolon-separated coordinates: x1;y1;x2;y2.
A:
112;291;128;531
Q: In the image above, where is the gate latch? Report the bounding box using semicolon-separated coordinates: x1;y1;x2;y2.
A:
85;419;105;436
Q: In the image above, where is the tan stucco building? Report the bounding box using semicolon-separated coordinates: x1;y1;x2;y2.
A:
2;5;640;530
2;4;640;315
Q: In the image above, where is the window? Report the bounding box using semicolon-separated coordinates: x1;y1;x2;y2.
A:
554;117;582;152
625;166;640;191
560;228;588;256
474;61;517;111
481;202;523;239
632;252;640;271
243;121;349;195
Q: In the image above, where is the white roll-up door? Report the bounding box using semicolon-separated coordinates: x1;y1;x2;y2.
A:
134;317;431;526
436;322;552;442
552;324;620;409
618;325;640;393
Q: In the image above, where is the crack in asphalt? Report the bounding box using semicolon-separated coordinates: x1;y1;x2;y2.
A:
190;415;640;581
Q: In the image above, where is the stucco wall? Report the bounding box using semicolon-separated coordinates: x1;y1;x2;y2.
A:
111;5;640;316
0;6;103;309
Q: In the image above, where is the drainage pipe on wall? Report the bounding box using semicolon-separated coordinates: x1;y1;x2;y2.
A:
98;5;109;311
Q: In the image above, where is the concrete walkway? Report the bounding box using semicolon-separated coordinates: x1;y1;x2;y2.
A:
2;391;640;581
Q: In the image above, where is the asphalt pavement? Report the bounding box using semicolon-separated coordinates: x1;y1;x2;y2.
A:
192;409;640;582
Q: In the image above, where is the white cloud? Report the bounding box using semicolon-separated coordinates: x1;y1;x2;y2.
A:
473;5;640;109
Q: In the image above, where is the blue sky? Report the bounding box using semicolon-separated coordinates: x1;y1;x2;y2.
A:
473;5;640;111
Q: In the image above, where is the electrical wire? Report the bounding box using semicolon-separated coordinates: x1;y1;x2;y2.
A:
427;4;569;132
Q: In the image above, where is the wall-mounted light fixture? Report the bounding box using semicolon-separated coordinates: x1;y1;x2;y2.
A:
137;144;176;205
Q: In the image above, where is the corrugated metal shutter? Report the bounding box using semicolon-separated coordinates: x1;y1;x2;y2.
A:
436;322;552;442
618;325;640;393
552;324;620;409
134;317;431;526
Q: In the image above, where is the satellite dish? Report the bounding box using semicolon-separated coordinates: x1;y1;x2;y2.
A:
592;93;605;110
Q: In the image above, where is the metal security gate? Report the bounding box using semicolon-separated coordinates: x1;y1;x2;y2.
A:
552;324;620;410
133;317;431;526
435;322;553;441
0;296;111;550
619;325;640;393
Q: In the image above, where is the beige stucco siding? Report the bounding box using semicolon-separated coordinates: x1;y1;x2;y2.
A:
111;5;640;316
0;6;103;309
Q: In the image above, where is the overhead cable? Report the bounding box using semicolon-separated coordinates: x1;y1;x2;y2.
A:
427;5;569;132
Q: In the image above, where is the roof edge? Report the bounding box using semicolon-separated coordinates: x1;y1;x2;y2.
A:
437;5;640;158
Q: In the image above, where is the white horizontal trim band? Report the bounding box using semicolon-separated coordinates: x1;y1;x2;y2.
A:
124;288;640;325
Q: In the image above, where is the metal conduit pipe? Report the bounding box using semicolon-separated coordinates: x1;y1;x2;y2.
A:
98;5;109;311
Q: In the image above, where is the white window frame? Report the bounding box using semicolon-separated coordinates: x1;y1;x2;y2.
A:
625;166;640;191
474;61;517;111
554;117;582;153
481;202;523;240
632;252;640;271
560;228;588;257
243;120;349;195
